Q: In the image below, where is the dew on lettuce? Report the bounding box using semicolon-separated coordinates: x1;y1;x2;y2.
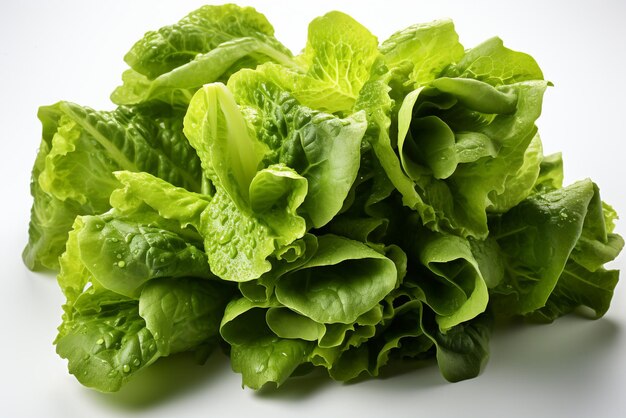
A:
24;3;622;393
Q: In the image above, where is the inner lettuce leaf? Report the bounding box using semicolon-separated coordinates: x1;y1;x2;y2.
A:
227;70;367;227
395;78;548;238
181;82;308;281
490;179;623;317
228;11;379;115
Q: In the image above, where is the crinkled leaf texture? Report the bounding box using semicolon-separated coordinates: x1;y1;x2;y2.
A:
22;5;623;394
23;102;201;271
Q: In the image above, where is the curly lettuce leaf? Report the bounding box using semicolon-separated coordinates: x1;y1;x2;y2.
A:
112;166;306;283
229;11;379;115
396;79;548;237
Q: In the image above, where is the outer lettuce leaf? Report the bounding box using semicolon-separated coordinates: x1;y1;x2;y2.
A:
122;4;291;79
490;180;623;317
23;102;201;271
55;289;160;392
529;262;620;323
487;133;543;212
138;278;233;355
56;277;231;392
410;231;489;330
533;152;564;193
112;37;295;107
230;336;312;389
220;298;313;389
74;211;212;298
420;306;492;382
22;136;81;270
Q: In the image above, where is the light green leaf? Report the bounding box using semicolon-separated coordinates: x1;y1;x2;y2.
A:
447;37;544;86
228;69;367;227
75;212;211;298
230;336;312;389
23;102;202;271
184;82;268;207
122;4;291;79
112;37;295;106
380;19;464;87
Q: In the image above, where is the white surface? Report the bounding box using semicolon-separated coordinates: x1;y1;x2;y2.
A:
1;1;625;417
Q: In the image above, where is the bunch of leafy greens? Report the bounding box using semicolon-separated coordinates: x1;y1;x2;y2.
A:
24;4;623;392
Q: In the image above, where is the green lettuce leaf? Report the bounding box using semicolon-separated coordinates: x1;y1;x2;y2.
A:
112;165;307;283
139;278;233;355
420;306;492;382
55;288;160;392
380;19;464;87
445;36;544;86
409;231;489;330
490;179;623;317
23;102;201;271
227;71;367;227
274;234;398;324
122;4;291;79
395;79;548;237
229;11;379;115
112;37;295;107
73;211;212;298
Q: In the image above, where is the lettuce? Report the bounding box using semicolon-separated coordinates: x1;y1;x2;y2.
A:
23;4;622;395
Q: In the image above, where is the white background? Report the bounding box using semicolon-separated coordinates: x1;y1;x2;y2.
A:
1;1;625;417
